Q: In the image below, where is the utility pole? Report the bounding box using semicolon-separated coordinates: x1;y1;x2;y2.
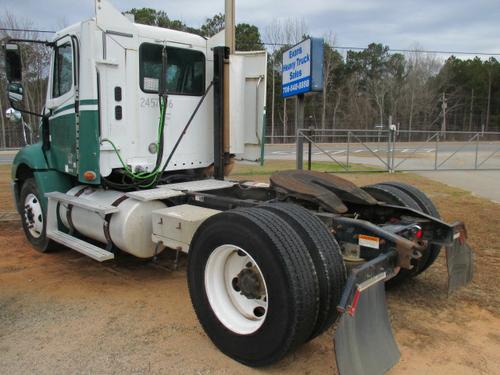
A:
486;70;492;132
225;0;235;52
469;88;474;131
441;92;447;139
408;89;414;142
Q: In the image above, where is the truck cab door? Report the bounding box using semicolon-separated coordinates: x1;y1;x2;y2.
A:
45;36;78;175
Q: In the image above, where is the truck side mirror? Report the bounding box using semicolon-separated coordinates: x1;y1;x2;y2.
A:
7;82;24;103
5;107;22;122
4;43;22;82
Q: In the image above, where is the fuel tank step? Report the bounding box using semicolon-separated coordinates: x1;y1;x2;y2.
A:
45;192;119;215
47;230;115;262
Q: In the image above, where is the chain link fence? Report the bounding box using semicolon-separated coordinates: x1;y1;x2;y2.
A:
0;120;31;149
295;128;500;172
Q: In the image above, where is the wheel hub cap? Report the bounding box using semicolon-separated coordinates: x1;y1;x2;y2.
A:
236;267;265;299
204;245;269;335
24;193;43;238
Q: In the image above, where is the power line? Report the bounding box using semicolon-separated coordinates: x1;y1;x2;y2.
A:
0;27;55;34
339;46;500;57
1;27;499;56
261;42;500;56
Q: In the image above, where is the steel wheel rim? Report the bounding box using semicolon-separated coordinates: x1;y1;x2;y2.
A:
24;193;43;238
204;244;269;335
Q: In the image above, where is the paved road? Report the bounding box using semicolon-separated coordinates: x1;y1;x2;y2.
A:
418;170;500;203
3;143;500;202
0;154;15;164
264;142;500;170
264;141;500;157
263;142;500;202
0;150;19;164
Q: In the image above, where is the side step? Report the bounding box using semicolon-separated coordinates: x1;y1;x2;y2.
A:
45;191;115;262
45;192;119;215
47;230;115;262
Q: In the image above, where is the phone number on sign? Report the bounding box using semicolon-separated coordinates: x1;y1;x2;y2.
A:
283;80;310;95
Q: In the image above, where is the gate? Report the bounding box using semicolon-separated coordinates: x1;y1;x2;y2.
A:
295;128;500;172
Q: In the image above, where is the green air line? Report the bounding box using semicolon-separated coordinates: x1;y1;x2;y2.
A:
101;96;166;181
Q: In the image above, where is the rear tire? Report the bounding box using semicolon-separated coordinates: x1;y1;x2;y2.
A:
362;183;423;285
187;207;319;367
376;181;442;273
19;178;52;252
256;203;346;340
362;184;421;210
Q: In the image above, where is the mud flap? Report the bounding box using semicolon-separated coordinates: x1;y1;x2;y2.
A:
446;239;473;294
334;282;399;375
334;252;400;375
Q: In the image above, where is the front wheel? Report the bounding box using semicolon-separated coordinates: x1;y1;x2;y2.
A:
19;178;52;252
187;207;319;367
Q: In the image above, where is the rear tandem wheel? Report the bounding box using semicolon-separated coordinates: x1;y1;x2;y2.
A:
362;183;442;284
376;181;442;273
187;207;320;366
256;202;346;340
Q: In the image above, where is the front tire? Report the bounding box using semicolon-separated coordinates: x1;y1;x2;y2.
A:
19;178;51;252
187;207;319;367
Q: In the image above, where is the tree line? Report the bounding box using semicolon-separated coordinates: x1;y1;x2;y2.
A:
0;8;498;148
126;9;500;142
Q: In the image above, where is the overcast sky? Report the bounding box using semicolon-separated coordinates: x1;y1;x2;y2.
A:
2;0;499;57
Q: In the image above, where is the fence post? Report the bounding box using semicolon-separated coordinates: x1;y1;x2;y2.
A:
0;119;5;149
387;126;396;173
434;132;440;170
391;128;396;172
346;131;351;170
296;129;304;170
307;127;313;170
474;132;480;169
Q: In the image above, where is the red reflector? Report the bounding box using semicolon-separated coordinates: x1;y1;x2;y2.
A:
416;228;423;239
348;288;361;316
83;171;96;181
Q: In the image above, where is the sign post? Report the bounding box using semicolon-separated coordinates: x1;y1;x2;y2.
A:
282;38;323;169
294;94;305;169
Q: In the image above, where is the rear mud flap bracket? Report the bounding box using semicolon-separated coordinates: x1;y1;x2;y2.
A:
334;251;400;375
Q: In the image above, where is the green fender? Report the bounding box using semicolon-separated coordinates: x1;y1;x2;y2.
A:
11;142;48;179
12;142;74;213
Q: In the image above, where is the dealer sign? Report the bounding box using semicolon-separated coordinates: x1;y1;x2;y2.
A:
282;37;324;98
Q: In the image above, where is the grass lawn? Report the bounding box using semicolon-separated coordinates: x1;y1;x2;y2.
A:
230;159;382;177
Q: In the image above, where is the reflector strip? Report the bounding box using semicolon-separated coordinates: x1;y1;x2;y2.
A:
347;289;361;316
357;272;387;292
347;272;387;316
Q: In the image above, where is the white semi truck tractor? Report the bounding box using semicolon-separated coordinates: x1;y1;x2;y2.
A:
3;1;473;374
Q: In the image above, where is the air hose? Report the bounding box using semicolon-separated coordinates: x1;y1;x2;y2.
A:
101;94;167;187
102;80;213;190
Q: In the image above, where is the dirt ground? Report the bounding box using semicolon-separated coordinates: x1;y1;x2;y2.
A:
1;163;500;374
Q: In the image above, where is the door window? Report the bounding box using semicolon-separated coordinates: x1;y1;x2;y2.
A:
52;43;73;98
